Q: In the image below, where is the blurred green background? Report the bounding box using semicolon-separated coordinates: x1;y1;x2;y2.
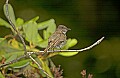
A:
0;0;120;78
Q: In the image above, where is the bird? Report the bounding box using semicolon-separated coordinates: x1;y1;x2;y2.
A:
42;25;71;55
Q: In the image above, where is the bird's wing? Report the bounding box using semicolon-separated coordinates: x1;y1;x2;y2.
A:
44;33;61;53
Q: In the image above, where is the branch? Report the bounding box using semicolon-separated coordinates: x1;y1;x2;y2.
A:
52;36;105;52
28;36;105;53
0;54;27;68
5;0;27;54
0;37;104;68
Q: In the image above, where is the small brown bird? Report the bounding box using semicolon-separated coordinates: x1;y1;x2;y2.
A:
43;25;71;55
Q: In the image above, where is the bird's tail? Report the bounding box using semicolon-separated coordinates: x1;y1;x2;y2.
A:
42;45;51;56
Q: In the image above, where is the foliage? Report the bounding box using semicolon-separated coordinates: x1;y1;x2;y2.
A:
0;3;78;78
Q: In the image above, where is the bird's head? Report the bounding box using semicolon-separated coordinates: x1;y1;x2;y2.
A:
57;25;71;34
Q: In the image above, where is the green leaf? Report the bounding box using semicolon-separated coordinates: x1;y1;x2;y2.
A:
39;59;53;77
11;39;20;49
37;19;56;30
37;40;48;48
24;16;39;24
5;54;17;63
43;30;50;40
0;38;9;55
36;33;43;43
59;52;78;57
4;4;16;26
23;21;41;44
59;38;78;56
10;59;30;68
16;18;24;27
30;58;48;77
0;38;24;55
0;18;11;28
0;39;23;53
40;19;56;41
46;20;56;34
29;16;39;22
0;51;24;61
0;72;5;78
63;38;78;49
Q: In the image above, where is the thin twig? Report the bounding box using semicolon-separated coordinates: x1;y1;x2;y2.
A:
28;54;52;78
28;36;104;53
0;54;27;68
5;0;27;54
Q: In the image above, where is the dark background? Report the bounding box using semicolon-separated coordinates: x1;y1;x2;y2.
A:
0;0;120;78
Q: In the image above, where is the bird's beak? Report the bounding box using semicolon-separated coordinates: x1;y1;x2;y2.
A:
67;28;71;30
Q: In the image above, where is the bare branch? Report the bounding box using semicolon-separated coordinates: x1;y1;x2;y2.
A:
5;0;27;54
0;54;27;68
28;36;105;53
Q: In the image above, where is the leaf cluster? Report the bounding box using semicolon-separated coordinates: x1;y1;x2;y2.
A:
0;3;78;78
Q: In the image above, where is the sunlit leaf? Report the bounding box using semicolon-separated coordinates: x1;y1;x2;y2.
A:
0;38;24;53
11;39;19;48
38;19;56;48
4;4;16;26
23;21;40;44
29;16;39;22
16;18;24;27
59;38;78;56
0;18;11;28
0;38;24;54
43;30;50;40
0;38;9;55
59;52;78;56
23;17;43;45
63;38;78;49
0;51;24;61
39;59;53;77
10;59;30;68
5;54;17;63
37;40;48;48
37;19;56;30
46;20;56;34
36;33;43;44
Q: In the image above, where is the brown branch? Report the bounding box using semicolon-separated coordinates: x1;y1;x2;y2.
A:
5;0;27;54
0;54;27;68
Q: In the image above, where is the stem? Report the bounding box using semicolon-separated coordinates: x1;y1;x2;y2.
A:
28;36;105;53
29;54;52;78
0;55;27;68
5;0;27;54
